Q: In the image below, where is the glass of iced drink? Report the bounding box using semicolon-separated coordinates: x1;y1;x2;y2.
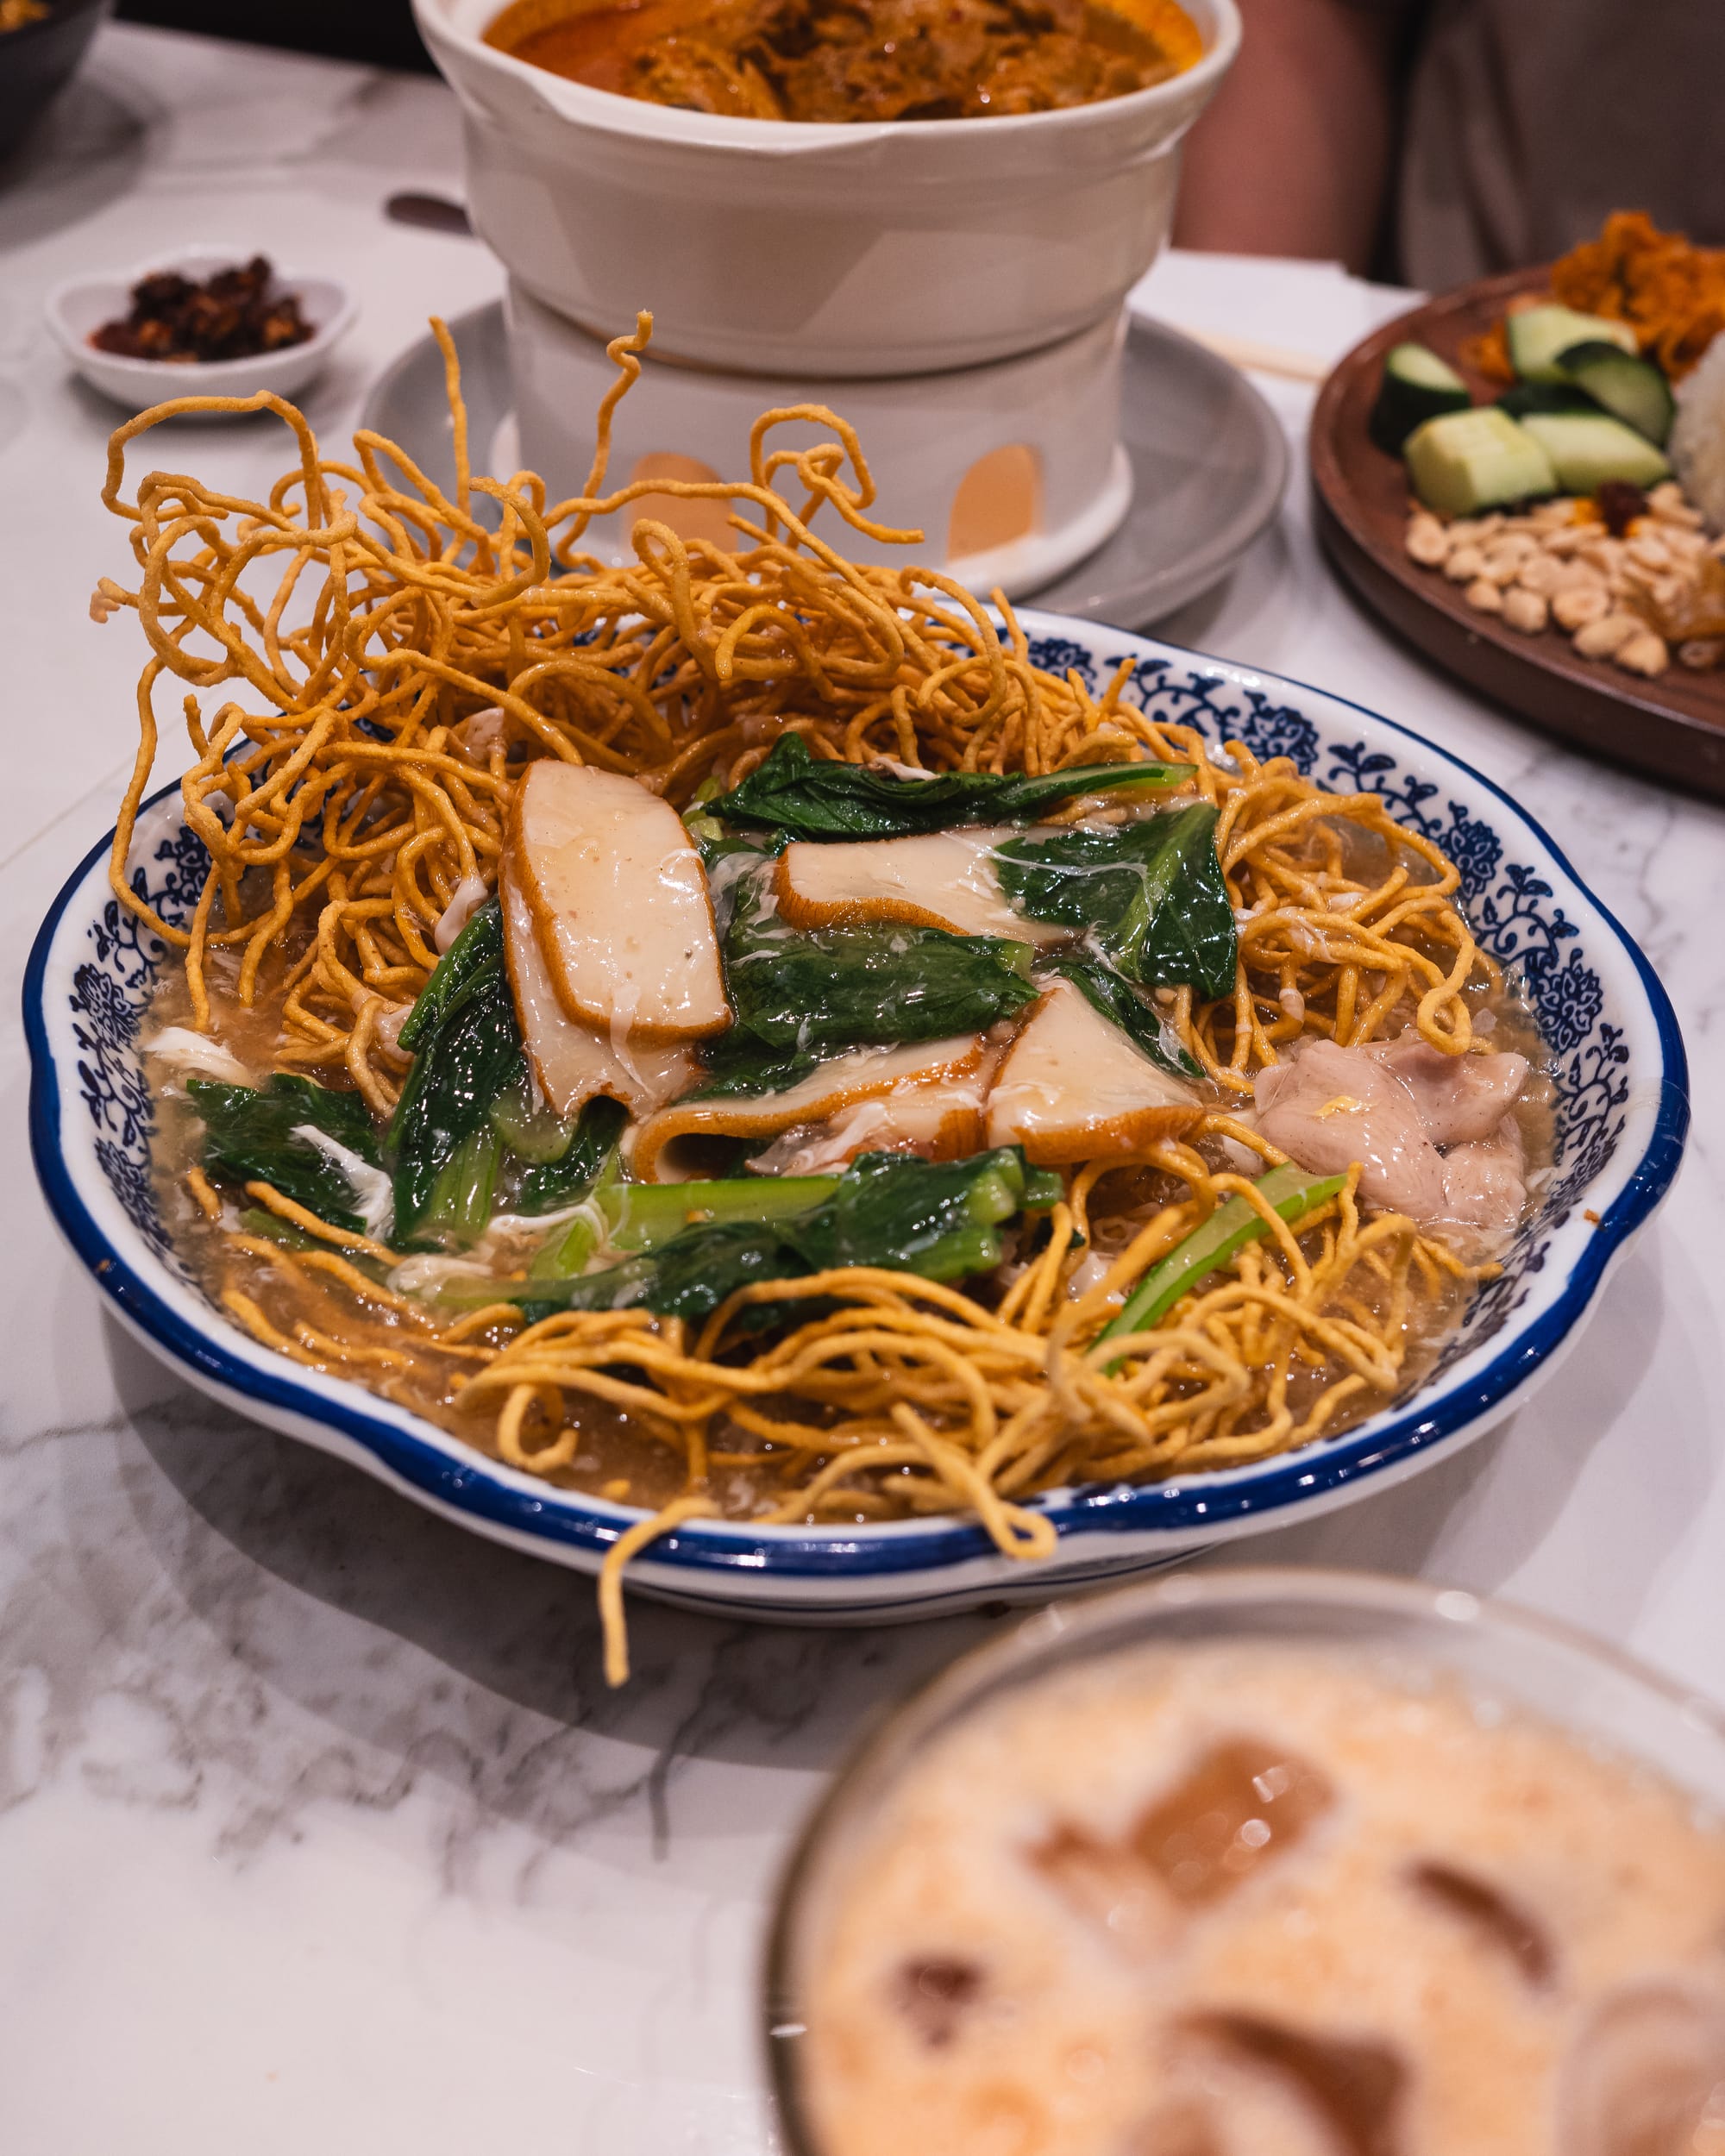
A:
765;1569;1725;2156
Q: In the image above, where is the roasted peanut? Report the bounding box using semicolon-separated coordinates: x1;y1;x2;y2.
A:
1502;587;1549;634
1553;585;1610;631
1543;523;1602;557
1615;630;1670;677
1637;573;1688;617
1513;554;1565;598
1648;482;1702;527
1404;516;1450;567
1480;538;1535;584
1572;611;1640;657
1403;472;1716;682
1551;557;1607;596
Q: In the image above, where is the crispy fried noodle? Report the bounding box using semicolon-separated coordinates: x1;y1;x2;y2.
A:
96;315;1523;1683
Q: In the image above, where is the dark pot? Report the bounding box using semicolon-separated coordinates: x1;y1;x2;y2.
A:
0;0;113;160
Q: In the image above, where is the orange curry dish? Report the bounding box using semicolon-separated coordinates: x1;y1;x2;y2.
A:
485;0;1202;122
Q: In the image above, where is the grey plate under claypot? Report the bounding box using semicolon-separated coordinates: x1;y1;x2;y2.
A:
359;302;1289;630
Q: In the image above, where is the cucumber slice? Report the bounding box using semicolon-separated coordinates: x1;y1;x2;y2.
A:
1496;382;1600;419
1403;407;1559;517
1371;342;1471;453
1516;411;1672;492
1506;304;1638;383
1555;339;1676;446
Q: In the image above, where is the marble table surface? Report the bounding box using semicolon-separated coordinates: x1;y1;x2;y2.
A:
3;23;1723;2153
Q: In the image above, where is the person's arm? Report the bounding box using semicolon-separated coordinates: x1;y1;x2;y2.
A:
1172;0;1403;273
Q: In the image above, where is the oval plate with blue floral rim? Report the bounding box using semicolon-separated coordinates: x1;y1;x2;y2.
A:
25;613;1689;1622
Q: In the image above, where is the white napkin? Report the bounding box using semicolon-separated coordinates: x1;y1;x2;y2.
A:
1130;248;1422;375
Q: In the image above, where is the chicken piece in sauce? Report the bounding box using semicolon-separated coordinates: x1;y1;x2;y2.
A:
1252;1033;1530;1249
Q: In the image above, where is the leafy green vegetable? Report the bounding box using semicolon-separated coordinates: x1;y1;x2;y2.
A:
499;1147;1057;1321
526;1175;616;1283
718;871;1038;1062
511;1164;843;1295
420;1126;503;1248
683;806;783;874
395;900;505;1054
505;1096;628;1217
526;1221;806;1324
708;731;1192;841
603;1172;842;1251
995;803;1237;1001
690;1033;827;1102
779;1147;1042;1281
1096;1164;1346;1363
188;1074;382;1232
387;899;526;1245
488;1081;580;1164
1050;954;1203;1080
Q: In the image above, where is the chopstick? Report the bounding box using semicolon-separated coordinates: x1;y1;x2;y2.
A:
1177;327;1332;384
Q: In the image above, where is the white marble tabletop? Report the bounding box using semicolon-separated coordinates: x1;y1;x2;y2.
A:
2;24;1722;2153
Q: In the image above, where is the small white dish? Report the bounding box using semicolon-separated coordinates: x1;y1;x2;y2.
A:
46;246;357;415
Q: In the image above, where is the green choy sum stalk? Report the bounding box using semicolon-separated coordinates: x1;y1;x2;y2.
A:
440;1148;1065;1325
1096;1164;1347;1367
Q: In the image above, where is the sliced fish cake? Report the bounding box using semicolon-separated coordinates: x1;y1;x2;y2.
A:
774;829;1065;946
986;978;1201;1165
746;1052;1003;1175
513;759;729;1042
630;1035;989;1183
500;855;696;1119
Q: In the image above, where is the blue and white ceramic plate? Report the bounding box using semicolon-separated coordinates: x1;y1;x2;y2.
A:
25;615;1689;1621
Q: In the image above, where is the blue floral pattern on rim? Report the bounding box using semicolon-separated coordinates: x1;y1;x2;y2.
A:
28;622;1685;1603
70;825;210;1275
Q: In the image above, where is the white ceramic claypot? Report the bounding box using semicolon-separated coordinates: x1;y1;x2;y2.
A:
413;0;1241;377
508;279;1132;595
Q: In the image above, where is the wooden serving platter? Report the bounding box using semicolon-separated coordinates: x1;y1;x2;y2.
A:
1310;264;1725;800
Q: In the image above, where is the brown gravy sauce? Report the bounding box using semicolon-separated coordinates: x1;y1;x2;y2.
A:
143;824;1557;1523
